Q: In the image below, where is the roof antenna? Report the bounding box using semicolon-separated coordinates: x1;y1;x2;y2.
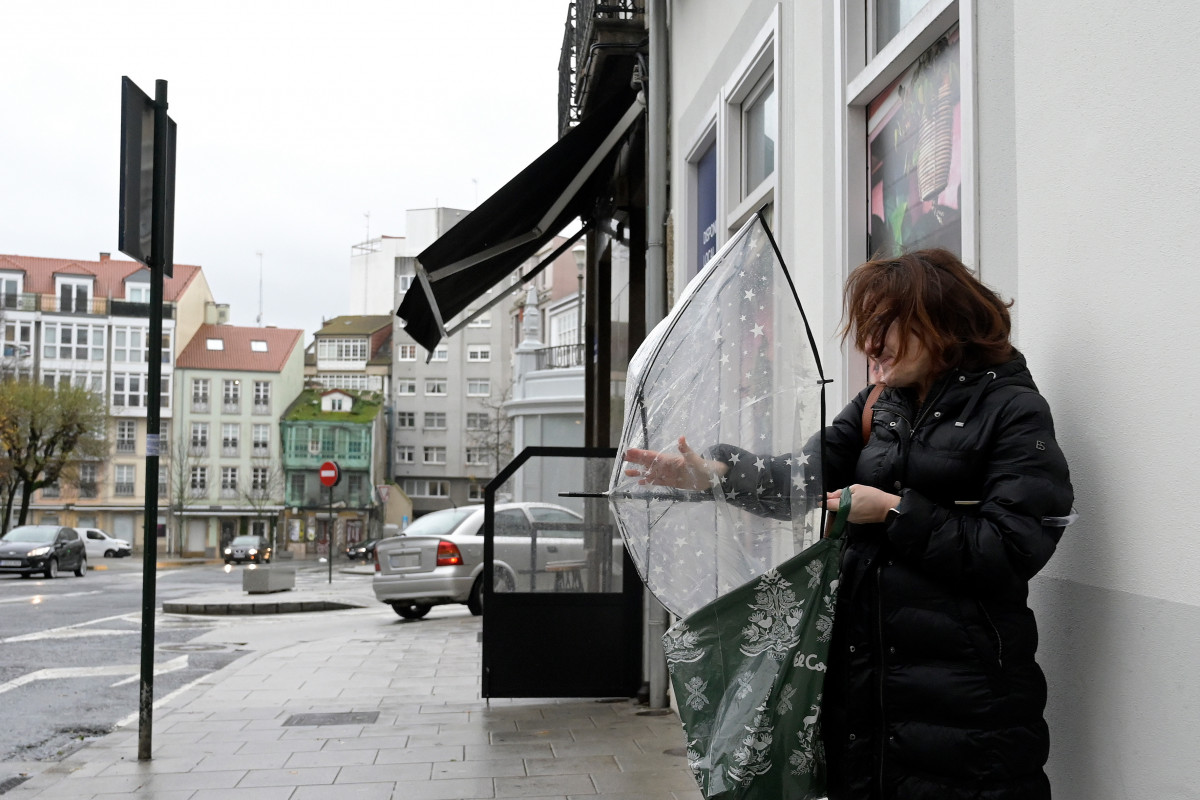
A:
255;251;264;325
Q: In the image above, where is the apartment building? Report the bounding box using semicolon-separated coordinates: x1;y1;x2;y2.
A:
0;251;213;547
172;323;304;556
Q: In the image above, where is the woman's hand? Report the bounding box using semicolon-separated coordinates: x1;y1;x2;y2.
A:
624;436;727;491
825;485;902;524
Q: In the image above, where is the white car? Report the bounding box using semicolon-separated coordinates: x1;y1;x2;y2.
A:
373;503;592;619
79;528;132;558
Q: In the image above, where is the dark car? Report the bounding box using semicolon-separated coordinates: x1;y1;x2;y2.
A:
224;535;272;564
344;538;379;561
0;525;88;579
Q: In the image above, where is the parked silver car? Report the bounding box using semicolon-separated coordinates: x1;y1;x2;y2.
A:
372;503;586;619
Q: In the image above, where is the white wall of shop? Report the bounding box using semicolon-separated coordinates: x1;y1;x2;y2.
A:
665;1;1200;798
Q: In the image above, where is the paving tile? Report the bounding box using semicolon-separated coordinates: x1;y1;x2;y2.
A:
292;782;397;800
591;768;701;794
334;762;433;783
371;777;495;800
431;757;527;779
234;737;327;755
523;755;620;776
193;752;290;771
13;774;147;798
138;769;248;792
495;773;597;797
373;744;466;764
283;748;377;768
96;755;203;775
320;734;410;751
236;766;341;787
464;742;556;761
189;787;295;800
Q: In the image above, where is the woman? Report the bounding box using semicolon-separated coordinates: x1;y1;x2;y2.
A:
625;248;1073;800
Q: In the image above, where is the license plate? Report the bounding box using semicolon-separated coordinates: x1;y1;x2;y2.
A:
392;553;420;569
0;560;22;567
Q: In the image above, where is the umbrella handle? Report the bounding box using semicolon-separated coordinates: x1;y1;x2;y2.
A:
828;487;853;540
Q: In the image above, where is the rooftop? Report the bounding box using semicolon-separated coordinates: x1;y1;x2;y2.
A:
176;324;304;373
0;252;202;302
282;388;382;424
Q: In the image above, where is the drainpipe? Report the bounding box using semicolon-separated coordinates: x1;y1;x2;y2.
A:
646;0;670;711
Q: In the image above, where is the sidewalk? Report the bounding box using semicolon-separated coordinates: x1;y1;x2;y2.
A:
5;569;701;800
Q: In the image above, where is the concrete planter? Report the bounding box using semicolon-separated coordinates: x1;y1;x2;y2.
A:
243;566;296;594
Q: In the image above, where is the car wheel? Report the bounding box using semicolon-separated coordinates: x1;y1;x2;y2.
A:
44;557;58;580
104;548;116;558
493;566;516;593
391;602;431;620
74;555;87;577
467;576;484;616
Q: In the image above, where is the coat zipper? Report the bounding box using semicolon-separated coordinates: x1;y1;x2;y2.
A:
978;601;1004;668
876;565;887;791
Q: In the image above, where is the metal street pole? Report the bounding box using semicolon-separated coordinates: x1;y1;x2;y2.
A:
138;78;169;761
328;484;334;585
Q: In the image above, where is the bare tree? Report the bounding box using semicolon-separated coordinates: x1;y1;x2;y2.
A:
241;456;286;553
466;388;514;473
161;428;204;555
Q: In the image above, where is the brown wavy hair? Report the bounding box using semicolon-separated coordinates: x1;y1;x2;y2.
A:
841;249;1014;374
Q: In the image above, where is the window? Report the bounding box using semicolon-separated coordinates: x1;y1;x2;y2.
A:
289;473;306;502
423;446;446;464
396;379;417;396
78;464;97;498
348;474;364;501
41;369;104;393
220;467;238;497
431;345;448;361
466;412;489;430
3;320;33;367
223;379;240;409
158;466;168;497
466;448;489;466
206;338;224;350
467;345;490;362
467;314;492;328
190;422;209;453
251;467;269;493
425;379;447;396
402;479;449;498
115;464;136;497
329;397;344;411
397;344;417;361
252;424;270;454
127;284;150;303
160;330;172;364
314;373;376;391
424;412;446;429
253;380;271;412
42;323;105;361
742;73;776;195
467;379;490;396
116;420;137;453
42;480;60;498
222;423;240;454
159;374;171;408
398;273;415;293
112;373;143;407
396;445;415;463
57;279;92;313
112;327;145;363
317;338;368;361
396;411;415;429
468;483;485;502
192;378;210;410
0;276;20;309
250;340;268;352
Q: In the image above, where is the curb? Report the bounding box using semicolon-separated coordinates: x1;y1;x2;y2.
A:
162;598;370;615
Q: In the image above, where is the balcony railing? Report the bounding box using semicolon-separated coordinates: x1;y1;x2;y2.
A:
110;299;175;319
252;401;271;416
223;401;241;414
222;443;239;457
116;440;136;454
220;487;238;499
115;483;135;497
188;486;208;499
191;400;210;413
189;444;208;457
560;0;645;132
536;343;585;370
79;483;98;499
1;292;38;312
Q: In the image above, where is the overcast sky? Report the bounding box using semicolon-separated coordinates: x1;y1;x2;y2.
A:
0;1;566;339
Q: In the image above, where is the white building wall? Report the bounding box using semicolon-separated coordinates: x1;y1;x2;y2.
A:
667;2;1200;797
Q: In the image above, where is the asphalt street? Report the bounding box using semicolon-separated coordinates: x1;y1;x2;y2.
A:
0;558;307;764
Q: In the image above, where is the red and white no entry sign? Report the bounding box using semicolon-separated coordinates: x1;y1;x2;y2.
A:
319;461;341;487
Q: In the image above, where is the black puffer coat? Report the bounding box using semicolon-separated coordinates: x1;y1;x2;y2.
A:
822;353;1072;800
716;352;1072;800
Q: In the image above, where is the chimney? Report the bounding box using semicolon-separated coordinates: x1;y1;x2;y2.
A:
99;252;110;262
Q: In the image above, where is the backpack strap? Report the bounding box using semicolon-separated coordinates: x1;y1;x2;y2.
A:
861;383;885;445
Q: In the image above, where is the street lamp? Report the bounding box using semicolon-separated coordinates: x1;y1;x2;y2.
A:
572;242;586;364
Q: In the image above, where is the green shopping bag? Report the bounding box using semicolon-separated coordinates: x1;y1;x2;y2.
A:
663;490;849;800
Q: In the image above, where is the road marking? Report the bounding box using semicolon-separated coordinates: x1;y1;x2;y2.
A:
113;663;211;730
0;656;189;697
0;590;105;605
109;655;188;687
0;612;138;643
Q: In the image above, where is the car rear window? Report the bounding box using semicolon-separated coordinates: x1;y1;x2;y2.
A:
403;509;475;536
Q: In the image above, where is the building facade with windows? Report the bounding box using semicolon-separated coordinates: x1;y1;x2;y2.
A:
0;251;214;546
172;323;304;556
280;388;388;555
656;1;1199;795
386;210;515;516
304;315;392;395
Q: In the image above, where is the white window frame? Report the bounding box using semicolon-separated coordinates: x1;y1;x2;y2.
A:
465;447;489;466
396;445;415;463
396;379;417;396
396;411;416;430
466;379;490;397
466;412;488;430
467;314;491;328
835;0;976;392
55;277;93;313
397;344;417;361
112;372;144;407
430;345;448;362
423;411;446;430
425;378;447;396
253;380;271;407
192;378;210;406
467;345;491;362
468;483;485;502
423;446;446;465
722;11;780;234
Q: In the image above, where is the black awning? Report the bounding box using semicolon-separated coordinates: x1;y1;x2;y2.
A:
397;95;644;352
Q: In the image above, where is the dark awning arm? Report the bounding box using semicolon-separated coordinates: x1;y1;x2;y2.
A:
444;224;591;339
428;99;644;283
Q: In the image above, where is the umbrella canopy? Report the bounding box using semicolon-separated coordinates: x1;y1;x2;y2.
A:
609;212;827;618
